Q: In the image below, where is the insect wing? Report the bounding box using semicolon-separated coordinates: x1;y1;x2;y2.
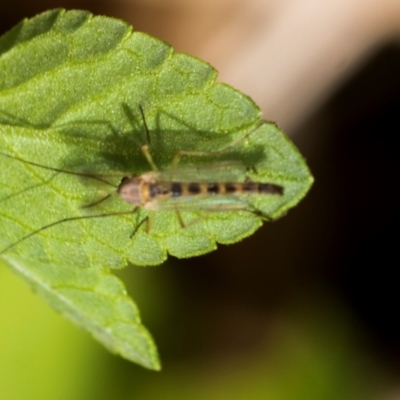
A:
150;161;252;212
153;193;250;212
155;161;248;183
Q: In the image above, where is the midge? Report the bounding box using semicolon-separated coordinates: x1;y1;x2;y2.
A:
120;172;283;208
0;108;284;255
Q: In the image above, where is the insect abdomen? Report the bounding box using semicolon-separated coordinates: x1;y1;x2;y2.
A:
149;181;283;198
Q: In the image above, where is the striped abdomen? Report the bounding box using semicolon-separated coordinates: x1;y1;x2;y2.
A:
149;181;284;199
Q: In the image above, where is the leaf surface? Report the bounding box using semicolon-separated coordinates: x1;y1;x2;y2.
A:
0;9;313;368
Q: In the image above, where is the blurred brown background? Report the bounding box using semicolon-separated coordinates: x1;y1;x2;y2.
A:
1;1;400;399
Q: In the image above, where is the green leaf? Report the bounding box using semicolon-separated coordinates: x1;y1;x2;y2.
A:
2;256;160;370
0;9;313;368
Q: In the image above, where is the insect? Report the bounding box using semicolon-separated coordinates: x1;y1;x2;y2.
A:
0;108;284;256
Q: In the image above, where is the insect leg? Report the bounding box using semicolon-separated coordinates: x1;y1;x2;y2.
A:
170;121;263;168
129;209;148;238
174;208;186;228
138;105;151;146
0;207;141;256
138;105;159;171
0;150;116;187
140;144;159;171
81;193;113;209
145;212;154;234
